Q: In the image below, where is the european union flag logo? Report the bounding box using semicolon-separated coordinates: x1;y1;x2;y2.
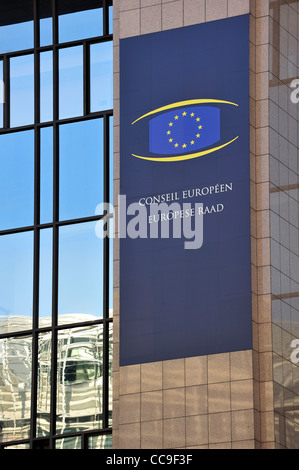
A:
149;106;220;155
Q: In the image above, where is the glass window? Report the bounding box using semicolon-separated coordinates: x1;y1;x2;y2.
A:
40;51;53;123
59;119;104;221
55;436;81;449
59;46;83;120
58;0;103;44
39;229;53;328
40;127;53;224
0;336;32;442
0;131;34;231
0;232;34;334
58;222;104;323
88;434;112;449
56;325;104;434
37;331;51;437
0;60;3;128
39;0;52;47
90;41;113;113
109;115;113;205
10;54;34;127
0;23;33;55
109;5;113;34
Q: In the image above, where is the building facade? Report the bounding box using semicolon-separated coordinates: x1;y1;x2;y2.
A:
0;0;298;450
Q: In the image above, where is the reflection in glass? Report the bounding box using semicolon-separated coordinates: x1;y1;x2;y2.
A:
0;336;32;443
4;443;31;449
108;323;113;426
59;46;83;119
58;222;104;323
0;60;3;128
40;127;53;224
90;41;113;113
39;229;53;328
59;119;103;221
40;51;53;122
39;0;53;47
0;232;33;334
109;5;113;34
37;331;51;437
0;22;33;55
0;131;34;231
10;54;34;127
109;115;113;205
58;4;103;43
56;325;104;435
88;434;112;449
109;223;113;318
55;436;81;449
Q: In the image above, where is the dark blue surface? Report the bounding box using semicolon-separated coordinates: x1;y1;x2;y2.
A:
120;15;252;366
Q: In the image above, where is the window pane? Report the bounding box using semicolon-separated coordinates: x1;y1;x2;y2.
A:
59;46;83;120
39;0;52;47
90;41;113;112
0;60;3;128
109;115;113;205
59;119;103;221
109;5;113;34
58;222;104;324
39;229;52;328
0;336;32;442
58;0;103;43
88;434;112;449
10;54;34;127
0;23;33;55
0;131;34;231
37;331;51;437
108;323;113;425
0;232;33;334
55;436;81;449
40;51;53;123
56;325;104;434
40;127;53;224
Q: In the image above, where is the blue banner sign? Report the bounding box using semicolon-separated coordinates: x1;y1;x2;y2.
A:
119;15;252;366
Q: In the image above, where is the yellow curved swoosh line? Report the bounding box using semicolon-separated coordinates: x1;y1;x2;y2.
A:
131;99;238;125
132;136;239;162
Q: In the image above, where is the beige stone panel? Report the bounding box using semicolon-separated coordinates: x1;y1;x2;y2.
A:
255;72;269;100
260;410;275;443
185;355;207;386
113;288;120;315
259;381;274;412
256;182;270;211
232;409;255;441
186;415;209;447
183;0;205;26
259;352;273;381
228;0;250;16
119;364;141;395
230;351;253;380
113;342;120;372
119;393;141;424
258;322;272;352
141;4;162;34
119;9;141;38
251;264;258;295
255;16;269;45
162;358;185;389
141;420;163;449
256;210;270;238
257;265;271;295
120;0;141;12
208;412;232;444
141;0;161;6
141;361;163;392
163;417;186;449
231;379;254;410
255;153;269;184
119;423;141;449
208;353;230;383
163;388;185;419
208;382;231;413
255;127;269;156
113;399;119;428
186;385;208;416
141;390;163;421
257;294;271;323
256;237;270;266
206;0;228;22
256;44;269;73
255;0;269;18
232;440;256;449
161;0;183;30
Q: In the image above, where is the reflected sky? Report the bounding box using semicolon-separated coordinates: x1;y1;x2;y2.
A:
0;232;33;333
0;21;33;55
40;17;52;47
90;41;113;113
58;8;103;43
10;54;34;127
0;130;34;231
59;46;83;120
39;229;53;326
40;127;53;224
58;222;104;321
40;51;53;122
59;118;103;221
0;61;3;128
